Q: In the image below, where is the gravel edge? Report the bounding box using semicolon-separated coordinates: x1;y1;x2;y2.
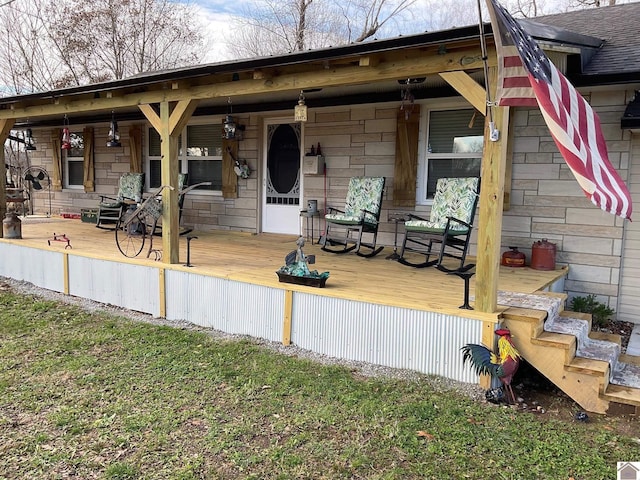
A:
0;276;485;402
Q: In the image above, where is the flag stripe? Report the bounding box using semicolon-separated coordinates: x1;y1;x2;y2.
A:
486;0;632;220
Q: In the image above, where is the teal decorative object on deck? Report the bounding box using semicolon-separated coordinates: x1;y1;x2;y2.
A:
276;237;329;287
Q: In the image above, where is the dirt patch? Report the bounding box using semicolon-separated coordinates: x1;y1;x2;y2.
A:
500;360;639;438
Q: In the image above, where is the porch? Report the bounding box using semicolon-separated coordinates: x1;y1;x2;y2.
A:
0;216;567;386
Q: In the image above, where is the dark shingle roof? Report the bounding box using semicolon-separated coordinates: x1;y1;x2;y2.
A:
534;2;640;76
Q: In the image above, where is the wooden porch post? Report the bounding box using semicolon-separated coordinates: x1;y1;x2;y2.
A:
140;99;198;264
0;119;16;237
475;67;510;313
159;101;180;263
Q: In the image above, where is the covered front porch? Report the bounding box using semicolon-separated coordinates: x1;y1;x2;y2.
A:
0;217;567;385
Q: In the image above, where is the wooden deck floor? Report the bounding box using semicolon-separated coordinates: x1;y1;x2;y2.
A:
4;216;568;323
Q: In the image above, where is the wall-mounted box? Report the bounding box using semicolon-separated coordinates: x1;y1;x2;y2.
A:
302;155;325;175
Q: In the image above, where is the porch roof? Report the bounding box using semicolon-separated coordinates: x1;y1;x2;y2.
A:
0;12;608;128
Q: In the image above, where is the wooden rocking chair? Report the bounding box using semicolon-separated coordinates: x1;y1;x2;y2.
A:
320;177;385;258
398;177;480;272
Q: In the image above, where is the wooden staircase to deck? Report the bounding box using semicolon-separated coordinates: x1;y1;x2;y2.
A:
500;292;640;415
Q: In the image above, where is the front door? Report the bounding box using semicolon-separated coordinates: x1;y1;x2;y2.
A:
262;120;303;234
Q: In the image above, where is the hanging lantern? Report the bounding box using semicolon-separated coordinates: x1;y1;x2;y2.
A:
294;90;307;122
222;98;236;140
107;111;121;147
24;129;36;151
223;114;236;140
61;115;71;150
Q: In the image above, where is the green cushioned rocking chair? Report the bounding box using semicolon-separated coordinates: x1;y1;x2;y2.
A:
398;177;479;271
320;177;385;258
96;173;145;230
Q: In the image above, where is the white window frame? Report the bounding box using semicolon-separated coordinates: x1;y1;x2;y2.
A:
144;116;223;195
416;100;484;206
64;131;84;190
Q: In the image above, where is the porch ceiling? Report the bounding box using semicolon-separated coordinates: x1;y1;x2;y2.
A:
1;34;492;127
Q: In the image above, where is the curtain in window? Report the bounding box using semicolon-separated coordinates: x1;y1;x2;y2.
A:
129;125;143;173
50;129;62;191
82;127;95;192
393;105;420;207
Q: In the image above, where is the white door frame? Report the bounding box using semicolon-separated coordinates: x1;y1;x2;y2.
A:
261;117;304;235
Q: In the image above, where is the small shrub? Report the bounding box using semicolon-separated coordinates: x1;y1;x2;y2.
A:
569;294;615;328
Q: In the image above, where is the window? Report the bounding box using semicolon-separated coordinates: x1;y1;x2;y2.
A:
146;122;222;191
418;108;483;203
64;132;84;189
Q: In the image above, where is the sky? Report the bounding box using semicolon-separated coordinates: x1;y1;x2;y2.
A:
185;0;640;64
190;1;240;63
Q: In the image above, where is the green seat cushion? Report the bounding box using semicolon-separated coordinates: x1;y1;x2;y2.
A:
99;201;122;209
404;220;469;235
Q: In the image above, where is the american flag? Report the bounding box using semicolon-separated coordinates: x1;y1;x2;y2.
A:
485;0;633;220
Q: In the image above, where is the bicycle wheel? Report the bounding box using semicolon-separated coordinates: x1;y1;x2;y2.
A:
115;212;146;257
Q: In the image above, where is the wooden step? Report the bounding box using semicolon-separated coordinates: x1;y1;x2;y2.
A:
503;304;640;414
603;384;640;408
590;330;622;346
530;331;578;364
566;356;610;379
620;354;640;366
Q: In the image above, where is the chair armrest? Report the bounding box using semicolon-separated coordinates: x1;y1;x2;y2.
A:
406;213;428;222
444;216;472;231
180;181;213;196
99;195;119;203
326;206;344;214
360;208;380;221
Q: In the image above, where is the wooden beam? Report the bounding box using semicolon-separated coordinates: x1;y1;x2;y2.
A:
169;99;199;136
0;47;494;120
283;289;293;345
139;104;161;133
438;71;487;115
358;56;379;67
159;268;166;318
475;67;509;313
159;101;180;264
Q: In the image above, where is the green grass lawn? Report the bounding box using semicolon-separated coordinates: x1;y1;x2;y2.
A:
0;289;638;479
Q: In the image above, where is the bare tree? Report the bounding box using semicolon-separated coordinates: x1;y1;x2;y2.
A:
570;0;617;5
0;0;66;94
334;0;417;43
228;0;416;58
0;0;206;94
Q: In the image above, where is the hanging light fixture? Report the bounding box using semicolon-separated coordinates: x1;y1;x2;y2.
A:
400;78;415;120
61;114;71;150
223;98;236;140
294;90;307;122
106;110;121;147
24;129;36;151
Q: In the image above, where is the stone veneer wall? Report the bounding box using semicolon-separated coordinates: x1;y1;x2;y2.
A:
504;89;634;312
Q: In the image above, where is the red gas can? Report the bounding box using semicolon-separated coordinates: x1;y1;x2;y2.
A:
501;246;526;267
531;238;556;271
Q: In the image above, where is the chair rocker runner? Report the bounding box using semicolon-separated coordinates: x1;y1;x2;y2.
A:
398;177;480;272
320;176;385;258
96;173;144;230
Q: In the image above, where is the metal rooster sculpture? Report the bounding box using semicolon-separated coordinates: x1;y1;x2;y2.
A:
461;328;521;404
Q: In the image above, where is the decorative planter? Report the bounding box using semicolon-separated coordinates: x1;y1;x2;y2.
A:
276;271;327;288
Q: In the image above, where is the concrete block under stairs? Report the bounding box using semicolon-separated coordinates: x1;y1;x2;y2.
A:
499;290;640;414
